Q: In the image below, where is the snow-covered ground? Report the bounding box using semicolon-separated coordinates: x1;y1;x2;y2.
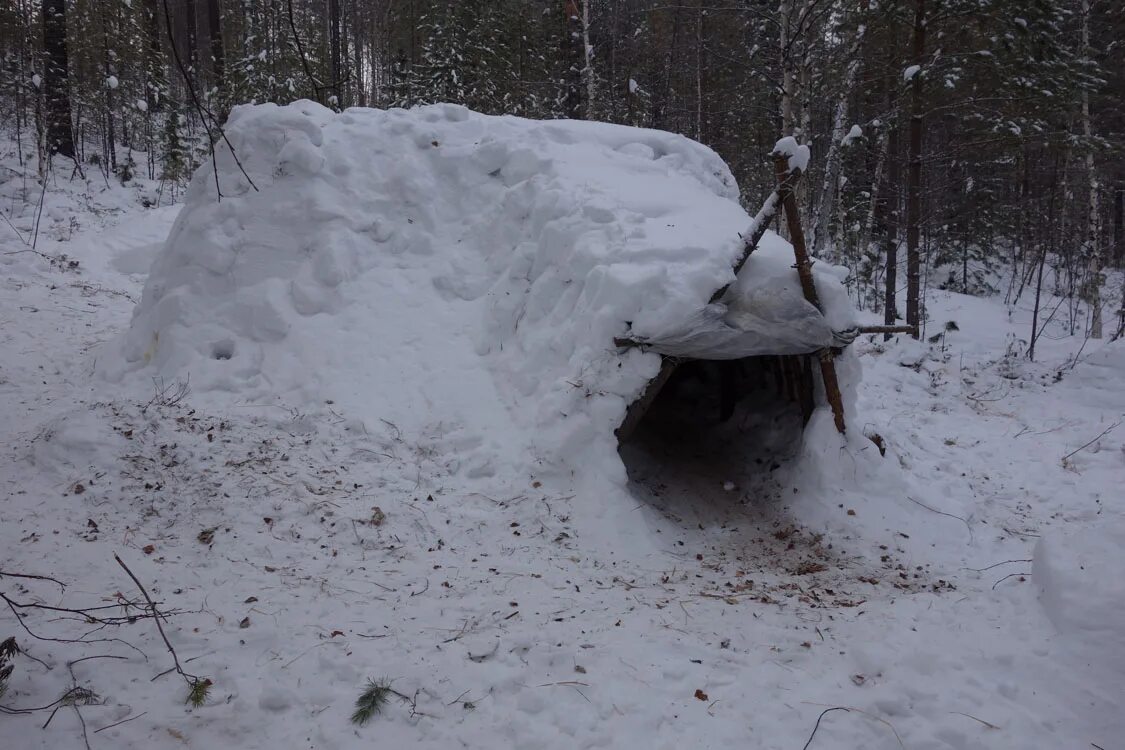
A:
1;109;1123;750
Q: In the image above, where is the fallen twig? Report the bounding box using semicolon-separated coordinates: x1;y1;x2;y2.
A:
992;572;1029;590
93;710;148;733
963;559;1032;573
0;570;66;588
1061;420;1121;463
802;707;851;750
950;711;1000;729
114;553;210;704
801;702;905;749
905;496;973;542
0;209;28;245
1;591;148;659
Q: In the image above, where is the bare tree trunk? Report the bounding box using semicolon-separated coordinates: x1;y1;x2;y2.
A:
185;0;199;72
101;13;117;173
1113;185;1123;266
694;0;703;142
143;0;164;113
1030;153;1062;360
778;0;794;136
42;0;75;160
1081;0;1102;339
1009;149;1032;303
798;53;810;141
207;0;225;99
329;0;342;107
904;0;925;338
884;122;901;339
563;0;585;118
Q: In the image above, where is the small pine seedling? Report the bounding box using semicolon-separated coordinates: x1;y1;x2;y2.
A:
351;678;393;726
0;637;15;700
61;686;100;706
186;678;213;707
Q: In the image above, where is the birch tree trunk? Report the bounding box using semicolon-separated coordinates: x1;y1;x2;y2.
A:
905;0;925;338
582;0;595;116
811;18;867;260
1081;0;1102;339
861;123;888;302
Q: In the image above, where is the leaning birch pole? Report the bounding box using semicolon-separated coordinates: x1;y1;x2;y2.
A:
773;148;848;434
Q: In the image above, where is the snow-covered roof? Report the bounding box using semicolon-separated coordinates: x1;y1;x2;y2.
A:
113;101;856;475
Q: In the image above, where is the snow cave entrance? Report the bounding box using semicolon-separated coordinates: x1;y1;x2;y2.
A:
618;354;812;513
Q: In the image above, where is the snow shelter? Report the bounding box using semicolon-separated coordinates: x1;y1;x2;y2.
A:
115;102;903;477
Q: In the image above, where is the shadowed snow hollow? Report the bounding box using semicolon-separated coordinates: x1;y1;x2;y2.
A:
106;100;856;489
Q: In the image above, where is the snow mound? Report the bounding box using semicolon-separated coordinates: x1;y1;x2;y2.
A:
108;101;855;488
1033;517;1125;661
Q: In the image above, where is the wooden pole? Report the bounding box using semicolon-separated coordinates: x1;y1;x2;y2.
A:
773;153;848;435
857;324;917;335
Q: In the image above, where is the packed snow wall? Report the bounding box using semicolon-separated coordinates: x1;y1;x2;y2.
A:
107;101;858;492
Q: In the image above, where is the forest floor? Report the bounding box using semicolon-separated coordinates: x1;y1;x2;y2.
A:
1;147;1123;750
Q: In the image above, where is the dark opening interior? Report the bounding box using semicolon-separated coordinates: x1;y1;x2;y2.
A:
618;355;812;524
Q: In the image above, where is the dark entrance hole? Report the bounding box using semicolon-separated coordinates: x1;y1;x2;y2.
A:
618;355;814;524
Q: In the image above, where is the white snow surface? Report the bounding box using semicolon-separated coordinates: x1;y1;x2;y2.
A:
2;117;1124;750
105;101;853;516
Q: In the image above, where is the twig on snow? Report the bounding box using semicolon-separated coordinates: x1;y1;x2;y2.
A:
93;710;148;733
0;209;28;244
802;707;851;750
31;158;49;249
1;591;148;659
1061;420;1121;464
801;702;905;749
905;496;974;542
950;711;1000;729
992;572;1029;590
73;703;92;750
114;553;210;704
963;559;1032;573
0;570;66;588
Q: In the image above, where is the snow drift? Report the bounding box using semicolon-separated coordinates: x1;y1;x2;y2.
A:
107;100;858;497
